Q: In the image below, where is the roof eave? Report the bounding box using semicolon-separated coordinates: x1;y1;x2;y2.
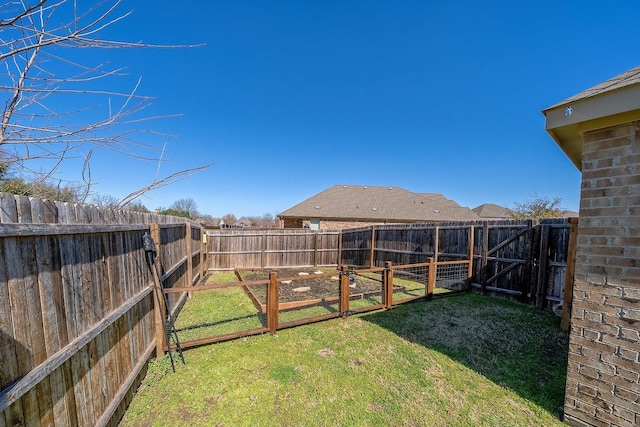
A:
542;85;640;172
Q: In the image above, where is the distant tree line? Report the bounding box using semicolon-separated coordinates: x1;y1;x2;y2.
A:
0;170;151;212
218;213;278;228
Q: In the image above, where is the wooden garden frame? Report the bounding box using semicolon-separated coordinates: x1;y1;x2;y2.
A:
163;257;473;350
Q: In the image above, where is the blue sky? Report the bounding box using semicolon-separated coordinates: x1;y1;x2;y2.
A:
47;1;640;217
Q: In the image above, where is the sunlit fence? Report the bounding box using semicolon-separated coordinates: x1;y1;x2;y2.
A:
207;219;578;313
0;192;205;427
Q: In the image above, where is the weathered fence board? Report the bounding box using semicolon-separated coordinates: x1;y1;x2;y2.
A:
207;230;340;270
0;192;205;427
208;220;576;311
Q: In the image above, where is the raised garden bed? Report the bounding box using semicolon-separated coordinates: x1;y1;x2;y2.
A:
236;268;405;313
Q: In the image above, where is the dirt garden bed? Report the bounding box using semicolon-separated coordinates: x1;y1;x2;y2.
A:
236;268;404;312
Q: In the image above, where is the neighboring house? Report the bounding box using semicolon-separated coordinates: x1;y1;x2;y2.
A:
472;203;513;220
543;65;640;427
194;217;219;230
472;203;579;220
233;219;253;228
278;184;479;230
561;210;580;218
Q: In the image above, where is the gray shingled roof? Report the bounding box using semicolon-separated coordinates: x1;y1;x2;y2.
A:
472;203;513;219
546;65;640;110
278;185;479;222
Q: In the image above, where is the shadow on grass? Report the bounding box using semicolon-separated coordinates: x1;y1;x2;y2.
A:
175;312;267;333
359;293;570;419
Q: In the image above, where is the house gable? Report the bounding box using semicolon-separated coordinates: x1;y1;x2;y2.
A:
472;203;513;220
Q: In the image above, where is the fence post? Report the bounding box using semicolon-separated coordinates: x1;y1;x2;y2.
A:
481;222;489;295
561;218;579;330
521;220;534;303
150;223;167;357
201;230;207;279
338;230;343;265
384;261;394;309
427;257;435;300
369;225;376;268
186;224;193;297
267;271;279;334
535;224;550;309
433;227;440;262
339;265;350;317
313;231;318;267
261;232;266;269
467;226;475;292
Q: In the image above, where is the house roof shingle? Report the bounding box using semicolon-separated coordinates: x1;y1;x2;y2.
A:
278;185;479;222
545;65;640;110
472;203;513;219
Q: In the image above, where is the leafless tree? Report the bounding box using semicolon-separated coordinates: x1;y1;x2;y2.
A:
89;193;120;208
0;0;210;203
170;197;199;218
221;213;237;225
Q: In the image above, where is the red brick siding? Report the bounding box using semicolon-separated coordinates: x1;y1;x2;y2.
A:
282;218;303;228
564;122;640;427
281;218;414;230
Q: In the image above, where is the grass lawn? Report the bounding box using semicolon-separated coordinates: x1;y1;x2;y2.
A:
120;290;569;426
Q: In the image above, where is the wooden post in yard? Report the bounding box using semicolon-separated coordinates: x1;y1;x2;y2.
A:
267;271;279;334
433;227;440;262
201;230;207;280
427;257;435;301
467;226;475;292
261;232;266;269
369;225;376;268
150;223;167;357
481;222;489;295
535;225;550;309
521;220;534;304
313;231;318;267
384;261;394;309
339;265;350;317
186;223;193;297
561;218;579;330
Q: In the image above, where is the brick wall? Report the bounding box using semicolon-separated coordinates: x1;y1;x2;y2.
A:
282;218;400;230
564;122;640;427
282;217;303;228
318;220;422;230
319;220;381;230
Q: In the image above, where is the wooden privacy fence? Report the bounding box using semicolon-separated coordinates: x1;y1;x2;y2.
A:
0;198;576;427
208;219;578;316
342;219;577;312
207;229;340;270
0;193;205;427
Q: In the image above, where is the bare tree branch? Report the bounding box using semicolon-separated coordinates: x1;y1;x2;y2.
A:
116;162;213;208
0;0;209;201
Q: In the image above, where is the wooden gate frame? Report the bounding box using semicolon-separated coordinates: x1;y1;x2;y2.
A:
480;222;533;300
